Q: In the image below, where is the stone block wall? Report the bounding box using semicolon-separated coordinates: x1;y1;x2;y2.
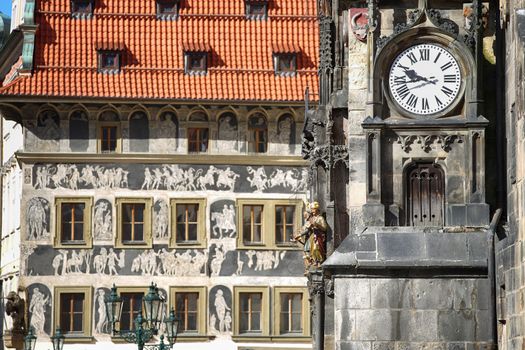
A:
334;277;492;350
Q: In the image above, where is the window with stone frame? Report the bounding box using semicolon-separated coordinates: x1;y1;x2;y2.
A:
245;0;268;20
116;198;152;248
120;292;144;331
237;199;302;249
247;113;268;153
234;287;269;336
53;287;93;338
170;287;207;336
170;198;206;248
98;110;121;153
71;0;93;17
55;197;93;249
273;287;310;337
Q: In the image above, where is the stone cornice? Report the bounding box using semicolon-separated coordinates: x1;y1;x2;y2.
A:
15;152;309;166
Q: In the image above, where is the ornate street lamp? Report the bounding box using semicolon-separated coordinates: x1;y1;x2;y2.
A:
23;328;37;350
50;328;65;350
105;283;179;350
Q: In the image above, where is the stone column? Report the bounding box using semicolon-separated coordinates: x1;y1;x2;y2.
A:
309;269;325;350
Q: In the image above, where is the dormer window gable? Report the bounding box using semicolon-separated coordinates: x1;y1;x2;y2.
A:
96;42;126;74
71;0;94;19
272;43;300;77
246;0;268;20
157;0;180;20
183;43;211;76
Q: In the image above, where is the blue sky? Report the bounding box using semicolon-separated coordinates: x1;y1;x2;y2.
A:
0;2;11;16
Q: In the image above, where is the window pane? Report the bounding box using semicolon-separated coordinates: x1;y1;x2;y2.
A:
134;204;145;221
121;293;143;331
251;293;262;311
134;224;144;241
291;313;302;331
251;312;261;331
187;224;198;241
73;313;83;332
62;222;72;241
285;206;294;224
253;225;262;243
122;223;133;241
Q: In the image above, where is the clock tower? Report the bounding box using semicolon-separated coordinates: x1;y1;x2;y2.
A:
304;0;498;349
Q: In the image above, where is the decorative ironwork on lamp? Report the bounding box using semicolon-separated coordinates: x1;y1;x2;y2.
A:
23;328;36;350
50;328;65;350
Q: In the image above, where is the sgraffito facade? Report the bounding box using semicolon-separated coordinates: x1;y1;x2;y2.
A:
0;1;319;349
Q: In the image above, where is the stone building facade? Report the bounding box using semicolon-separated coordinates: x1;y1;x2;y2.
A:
303;0;500;350
0;1;319;349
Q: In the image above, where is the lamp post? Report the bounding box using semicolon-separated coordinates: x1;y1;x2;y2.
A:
50;328;65;350
105;283;179;350
23;328;36;350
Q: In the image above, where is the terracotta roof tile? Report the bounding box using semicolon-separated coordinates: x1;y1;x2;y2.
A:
0;0;319;102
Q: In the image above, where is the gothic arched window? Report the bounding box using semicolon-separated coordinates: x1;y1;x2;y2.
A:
129;111;150;152
248;113;268;153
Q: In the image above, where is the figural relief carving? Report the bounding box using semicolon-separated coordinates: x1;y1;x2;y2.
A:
210;287;232;335
211;204;236;238
131;249;207;276
95;289;109;334
34;164;129;190
154;199;169;239
94;199;112;240
29;288;49;335
244;250;287;271
26;197;50;240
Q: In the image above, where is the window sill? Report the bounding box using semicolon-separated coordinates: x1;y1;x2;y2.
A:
232;335;311;342
54;241;92;249
237;245;301;251
171;241;207;249
174;335;211;342
63;335;95;343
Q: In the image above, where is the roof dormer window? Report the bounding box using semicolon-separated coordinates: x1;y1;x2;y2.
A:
246;1;268;20
157;0;179;20
272;44;300;77
71;0;93;19
98;51;120;74
183;43;211;76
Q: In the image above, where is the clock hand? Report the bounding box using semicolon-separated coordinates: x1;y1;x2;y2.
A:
408;79;439;90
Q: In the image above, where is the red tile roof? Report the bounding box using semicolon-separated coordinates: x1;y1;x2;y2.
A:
0;0;319;103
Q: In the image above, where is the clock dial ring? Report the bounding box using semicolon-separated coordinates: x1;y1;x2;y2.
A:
388;43;462;116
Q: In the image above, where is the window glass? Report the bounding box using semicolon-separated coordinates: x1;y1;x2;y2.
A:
188;128;209;153
279;293;302;334
158;0;178;14
72;0;92;13
100;125;118;153
248;114;268;153
239;293;262;333
176;204;199;243
61;203;85;243
275;205;295;244
122;203;145;242
175;292;199;332
120;293;143;331
60;293;85;333
242;205;263;244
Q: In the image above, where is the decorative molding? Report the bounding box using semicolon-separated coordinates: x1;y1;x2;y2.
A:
308;145;349;171
15;152;309;166
395;134;463;153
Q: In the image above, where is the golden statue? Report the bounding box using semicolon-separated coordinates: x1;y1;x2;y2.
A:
293;201;328;271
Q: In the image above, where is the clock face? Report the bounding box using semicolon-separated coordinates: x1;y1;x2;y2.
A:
388;44;462;116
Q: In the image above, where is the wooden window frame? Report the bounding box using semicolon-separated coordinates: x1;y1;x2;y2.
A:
236;199;303;250
187;127;210;153
273;53;297;77
111;287;148;335
97;51;121;74
97;122;121;153
273;287;310;338
169;287;207;337
233;286;269;337
170;198;207;248
54;197;93;249
115;198;153;249
53;286;93;341
245;1;268;20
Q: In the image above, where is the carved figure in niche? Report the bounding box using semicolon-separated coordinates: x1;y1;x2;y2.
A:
35;166;49;189
93;248;108;274
214;289;231;333
5;291;26;334
216;167;240;191
107;248;124;276
29;288;49;335
247;166;268;193
94;200;112;240
211;204;236;238
154;200;169;239
37;110;60;140
158;112;178;148
224;311;232;332
95;289;108;334
293;202;328;270
218;114;238;152
210;245;226;276
26;197;49;240
235;255;244;275
277;116;293;145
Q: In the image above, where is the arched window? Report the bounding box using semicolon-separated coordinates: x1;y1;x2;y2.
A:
98;110;120;153
248;113;268;153
37;109;60;141
187;111;209;153
158;111;179;151
129;111;150;152
69;110;89;152
405;163;445;226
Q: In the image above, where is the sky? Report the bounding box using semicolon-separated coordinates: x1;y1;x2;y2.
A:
0;2;11;16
